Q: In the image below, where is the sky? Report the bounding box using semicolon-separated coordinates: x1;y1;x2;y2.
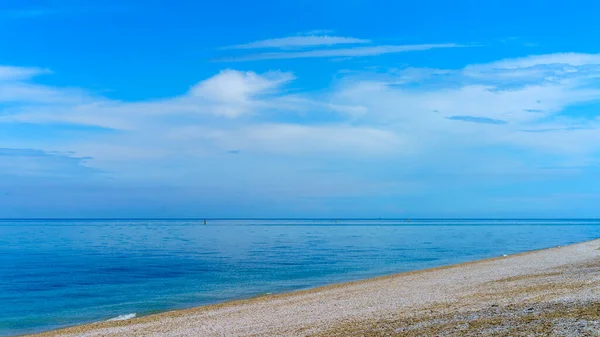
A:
2;0;600;218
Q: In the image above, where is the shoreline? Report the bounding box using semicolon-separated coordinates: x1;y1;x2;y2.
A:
24;238;600;336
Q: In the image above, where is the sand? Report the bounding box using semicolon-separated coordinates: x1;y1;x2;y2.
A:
26;239;600;336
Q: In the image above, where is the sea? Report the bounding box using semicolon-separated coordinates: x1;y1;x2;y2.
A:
1;219;599;336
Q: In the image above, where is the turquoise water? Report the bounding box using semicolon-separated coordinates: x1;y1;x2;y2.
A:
1;219;599;336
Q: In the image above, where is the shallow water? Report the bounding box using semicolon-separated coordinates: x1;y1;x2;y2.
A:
1;219;599;336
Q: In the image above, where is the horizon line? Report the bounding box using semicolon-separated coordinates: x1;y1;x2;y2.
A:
1;217;599;221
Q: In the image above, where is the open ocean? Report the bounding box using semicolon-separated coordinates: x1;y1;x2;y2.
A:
1;219;599;336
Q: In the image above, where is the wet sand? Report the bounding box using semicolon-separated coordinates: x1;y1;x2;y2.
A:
27;239;600;336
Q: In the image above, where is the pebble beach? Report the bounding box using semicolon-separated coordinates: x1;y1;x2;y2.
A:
26;239;600;337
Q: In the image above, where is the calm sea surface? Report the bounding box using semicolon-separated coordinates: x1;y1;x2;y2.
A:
1;219;599;336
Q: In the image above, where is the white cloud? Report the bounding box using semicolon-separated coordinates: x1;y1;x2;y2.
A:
188;69;296;117
169;123;403;156
223;35;370;49
300;30;335;36
470;53;600;70
4;52;600;187
0;65;50;81
1;69;298;127
462;53;600;83
328;59;600;158
0;82;91;104
216;43;463;62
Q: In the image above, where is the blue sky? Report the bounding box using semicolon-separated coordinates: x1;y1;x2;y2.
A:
2;0;600;218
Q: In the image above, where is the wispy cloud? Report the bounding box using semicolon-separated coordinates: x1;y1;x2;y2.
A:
5;51;600;206
223;35;370;50
300;30;335;36
0;148;97;177
216;43;462;62
0;66;51;81
1;69;298;128
446;116;508;125
472;53;600;70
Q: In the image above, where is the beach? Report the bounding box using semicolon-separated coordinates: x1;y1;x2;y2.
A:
25;238;600;337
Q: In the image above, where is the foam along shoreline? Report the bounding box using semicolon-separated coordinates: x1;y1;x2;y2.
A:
26;239;600;336
105;314;136;322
